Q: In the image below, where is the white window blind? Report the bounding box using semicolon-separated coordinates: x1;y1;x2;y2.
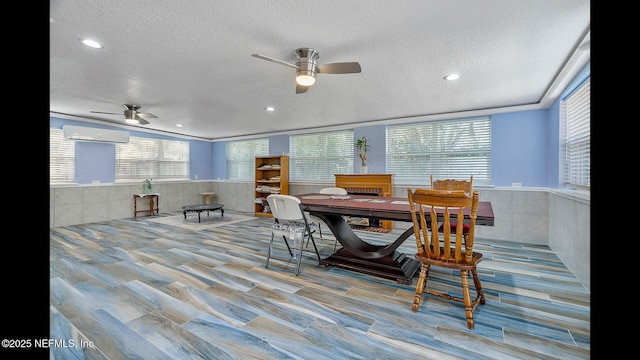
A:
50;128;75;184
116;136;189;181
560;77;590;189
386;117;491;185
290;130;354;181
227;139;269;180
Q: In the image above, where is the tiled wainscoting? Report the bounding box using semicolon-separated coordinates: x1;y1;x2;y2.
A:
50;181;589;290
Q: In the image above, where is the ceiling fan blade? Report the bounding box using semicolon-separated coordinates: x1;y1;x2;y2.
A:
296;84;309;94
90;111;121;115
136;117;150;125
317;62;361;74
252;54;300;70
137;112;158;119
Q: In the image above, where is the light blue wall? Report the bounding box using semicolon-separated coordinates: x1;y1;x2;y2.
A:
269;135;289;155
211;141;227;180
50;62;590;188
189;140;213;180
48;108;566;187
492;110;547;187
354;126;385;175
75;142;116;184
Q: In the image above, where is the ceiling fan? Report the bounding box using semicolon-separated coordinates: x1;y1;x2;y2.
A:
252;47;361;94
90;104;158;125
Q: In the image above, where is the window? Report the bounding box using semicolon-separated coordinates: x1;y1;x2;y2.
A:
116;136;189;181
50;128;75;184
227;139;269;180
560;77;590;189
386;117;491;185
290;130;354;181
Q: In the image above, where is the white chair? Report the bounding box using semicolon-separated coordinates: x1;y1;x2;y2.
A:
308;187;348;251
266;194;321;275
319;187;348;196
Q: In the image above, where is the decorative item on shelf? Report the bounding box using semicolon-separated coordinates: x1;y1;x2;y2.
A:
143;178;153;194
356;136;371;174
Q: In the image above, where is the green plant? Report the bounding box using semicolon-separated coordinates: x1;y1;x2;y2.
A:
355;136;371;166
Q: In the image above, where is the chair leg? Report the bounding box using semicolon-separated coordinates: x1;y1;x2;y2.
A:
306;230;321;263
294;233;304;275
266;233;275;268
305;221;322;249
412;263;429;312
471;269;486;305
282;235;293;257
460;269;475;330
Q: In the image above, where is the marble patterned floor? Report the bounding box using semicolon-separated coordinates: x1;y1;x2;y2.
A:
49;211;590;359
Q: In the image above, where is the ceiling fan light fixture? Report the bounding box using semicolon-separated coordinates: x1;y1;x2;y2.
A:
253;47;359;93
124;110;139;124
296;72;316;86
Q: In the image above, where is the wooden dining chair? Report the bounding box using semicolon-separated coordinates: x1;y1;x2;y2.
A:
407;188;485;329
431;175;473;242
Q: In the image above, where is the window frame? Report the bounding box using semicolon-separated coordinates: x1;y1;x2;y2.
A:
50;128;76;184
289;130;354;182
559;77;590;190
115;136;190;182
226;139;269;180
386;117;492;186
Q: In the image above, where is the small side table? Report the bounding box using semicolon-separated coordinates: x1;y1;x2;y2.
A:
134;193;159;217
199;192;216;204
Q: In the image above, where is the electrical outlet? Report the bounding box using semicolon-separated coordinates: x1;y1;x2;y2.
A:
512;182;522;187
195;174;198;180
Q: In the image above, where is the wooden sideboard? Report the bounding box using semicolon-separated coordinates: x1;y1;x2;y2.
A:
334;174;394;230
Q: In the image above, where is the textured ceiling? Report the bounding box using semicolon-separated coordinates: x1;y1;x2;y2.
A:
49;0;590;141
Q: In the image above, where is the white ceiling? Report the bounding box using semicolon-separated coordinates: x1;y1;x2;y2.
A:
50;0;590;141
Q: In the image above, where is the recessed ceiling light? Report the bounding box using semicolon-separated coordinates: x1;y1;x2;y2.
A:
79;38;103;49
176;124;183;127
265;106;275;112
444;73;461;81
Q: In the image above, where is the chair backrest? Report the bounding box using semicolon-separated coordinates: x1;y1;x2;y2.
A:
267;194;305;221
407;188;479;263
319;187;348;195
430;175;473;197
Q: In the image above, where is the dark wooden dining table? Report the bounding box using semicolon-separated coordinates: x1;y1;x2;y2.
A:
296;193;494;284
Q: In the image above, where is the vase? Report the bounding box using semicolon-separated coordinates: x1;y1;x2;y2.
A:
360;165;368;174
144;184;153;194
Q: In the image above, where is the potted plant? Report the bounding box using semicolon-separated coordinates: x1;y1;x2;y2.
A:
355;136;371;173
143;178;153;194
